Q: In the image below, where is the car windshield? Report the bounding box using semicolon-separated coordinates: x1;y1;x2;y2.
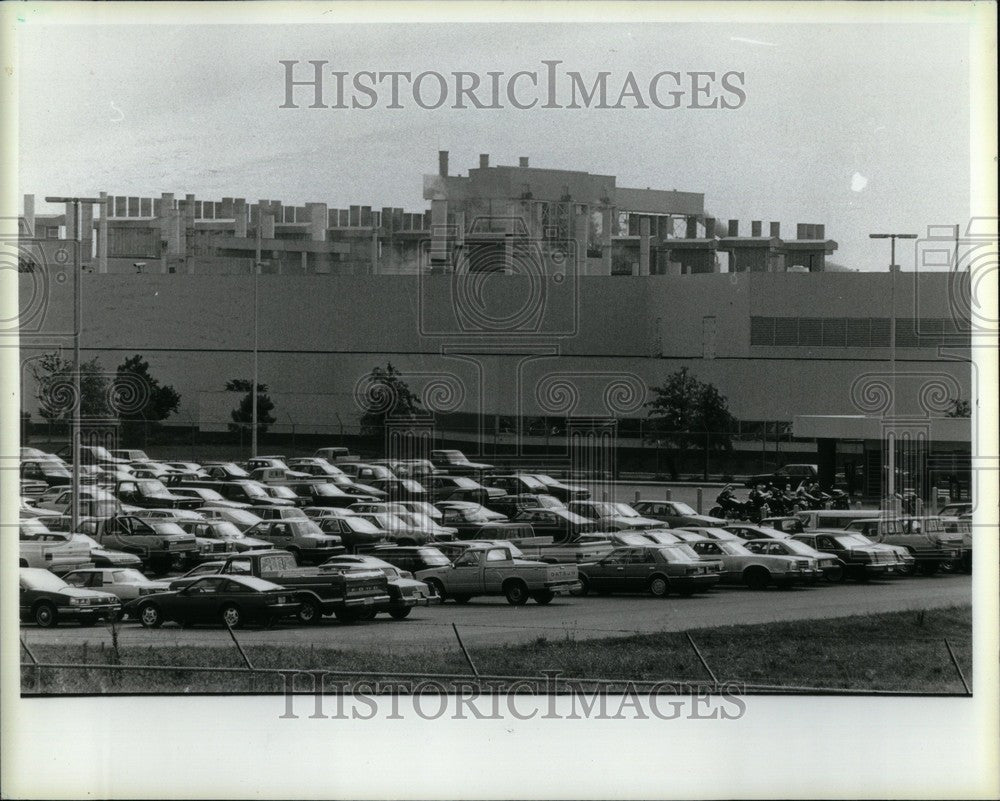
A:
136;479;172;497
775;540;813;555
617;533;649;545
240;483;269;498
418;548;452;566
587;503;617;516
71;534;101;548
224;510;263;526
836;534;875;547
113;569;149;583
154;522;187;536
670;502;697;515
344;517;383;534
212;522;245;539
21;570;69;591
314;484;346;497
268;486;298;499
451;477;479;488
719;541;753;556
193;488;225;501
611;503;641;518
20;520;51;537
532;475;561;487
662;544;700;560
292;519;325;536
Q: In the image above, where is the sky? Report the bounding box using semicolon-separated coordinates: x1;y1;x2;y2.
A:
16;17;975;270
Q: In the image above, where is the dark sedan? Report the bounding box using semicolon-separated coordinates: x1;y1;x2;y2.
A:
575;545;720;598
519;473;591;502
128;574;299;628
20;567;122;627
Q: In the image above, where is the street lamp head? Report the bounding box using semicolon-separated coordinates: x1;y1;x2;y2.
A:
869;234;891;239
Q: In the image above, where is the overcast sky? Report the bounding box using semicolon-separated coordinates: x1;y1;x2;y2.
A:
17;19;974;270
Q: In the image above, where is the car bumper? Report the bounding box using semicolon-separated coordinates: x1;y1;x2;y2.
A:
343;593;392;609
393;592;443;610
544;579;582;594
56;603;121;621
672;574;720;592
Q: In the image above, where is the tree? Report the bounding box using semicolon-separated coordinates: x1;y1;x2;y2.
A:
945;399;971;418
358;363;423;435
226;378;276;435
645;368;737;480
29;352;113;422
115;355;181;422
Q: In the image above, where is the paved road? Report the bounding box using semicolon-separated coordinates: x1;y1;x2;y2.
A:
22;575;970;653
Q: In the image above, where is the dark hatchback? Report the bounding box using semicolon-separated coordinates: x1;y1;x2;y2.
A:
128;574;300;629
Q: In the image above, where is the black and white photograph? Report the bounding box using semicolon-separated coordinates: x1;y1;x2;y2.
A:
1;1;997;798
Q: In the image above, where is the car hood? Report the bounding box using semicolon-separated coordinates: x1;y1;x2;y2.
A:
684;514;728;525
60;587;120;602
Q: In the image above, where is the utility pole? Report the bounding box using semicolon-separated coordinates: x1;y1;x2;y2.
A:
252;216;262;458
869;232;917;513
45;196;106;533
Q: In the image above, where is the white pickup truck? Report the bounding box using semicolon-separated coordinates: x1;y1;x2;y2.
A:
19;519;93;574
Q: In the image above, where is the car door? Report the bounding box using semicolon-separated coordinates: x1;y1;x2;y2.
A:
448;551;484;594
177;576;228;622
592;549;628;591
625;547;657;590
482;547;513;592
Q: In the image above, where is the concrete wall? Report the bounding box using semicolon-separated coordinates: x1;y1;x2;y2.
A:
18;272;971;429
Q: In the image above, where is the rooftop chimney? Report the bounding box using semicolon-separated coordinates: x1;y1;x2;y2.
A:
770;221;781;238
519;156;529;168
751;220;762;237
727;219;739;237
816;224;825;239
704;217;716;238
438;150;449;178
479;154;489;169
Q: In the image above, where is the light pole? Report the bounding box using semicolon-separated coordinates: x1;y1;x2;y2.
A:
45;196;106;533
252;216;262;458
869;232;917;513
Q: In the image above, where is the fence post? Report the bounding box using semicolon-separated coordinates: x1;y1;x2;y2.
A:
20;636;40;691
930;485;939;515
696;487;703;514
226;621;256;692
452;623;479;677
664;488;672;502
634;490;641;504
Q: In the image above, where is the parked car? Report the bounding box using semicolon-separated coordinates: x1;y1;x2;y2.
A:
81;514;199;575
319;554;440;619
335;463;398;483
437;506;535;541
575;544;720;597
393;500;444;521
20;567;121;627
175;519;274;552
481;474;551;497
759;516;807;534
242;518;345;564
313;447;359;463
674;526;740;542
19;520;94;574
201;462;253;481
367;478;429;501
284;480;374;508
434;500;507;521
486;493;564;518
742;538;841;582
430;539;527;561
723;523;792;542
745;463;819;490
842;517;962;575
116;478;202;510
688;538;821;588
196;479;296;508
20;458;72;487
381;543;578;605
285;459;348;479
160;549;390;624
128;574;300;629
425;475;501;503
63;568;171;606
511;507;600;541
429;449;494;477
566;501;665;531
318;515;391;552
263;484;306;506
65;532;144;569
170;486;252;510
632;500;727;528
791;531;909;581
110;449;152;462
196;506;264;532
517;473;591;502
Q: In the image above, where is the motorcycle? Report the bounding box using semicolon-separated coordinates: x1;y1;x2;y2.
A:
711;493;769;523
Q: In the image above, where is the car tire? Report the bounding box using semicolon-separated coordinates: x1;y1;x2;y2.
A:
78;617;98;627
296;598;322;625
531;590;555;605
149;555;172;577
138;603;164;628
287;547;301;565
451;594;472;604
743;568;770;591
572;576;590;597
824;565;845;583
389;608;412;620
334;609;360;624
919;561;940;577
33;602;57;628
648;576;670;598
220;604;243;629
426;578;446;601
503;580;529;606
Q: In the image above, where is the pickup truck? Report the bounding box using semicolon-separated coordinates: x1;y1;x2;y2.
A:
429;449;494;478
842;517;962;576
19;520;93;574
79;514;199;574
116;479;202;510
168;549;391;624
405;544;580;605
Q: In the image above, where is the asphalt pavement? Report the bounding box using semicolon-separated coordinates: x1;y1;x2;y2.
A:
21;574;971;653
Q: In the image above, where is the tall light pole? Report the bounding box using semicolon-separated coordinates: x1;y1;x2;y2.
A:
252;216;262;458
869;232;917;513
45;196;106;533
